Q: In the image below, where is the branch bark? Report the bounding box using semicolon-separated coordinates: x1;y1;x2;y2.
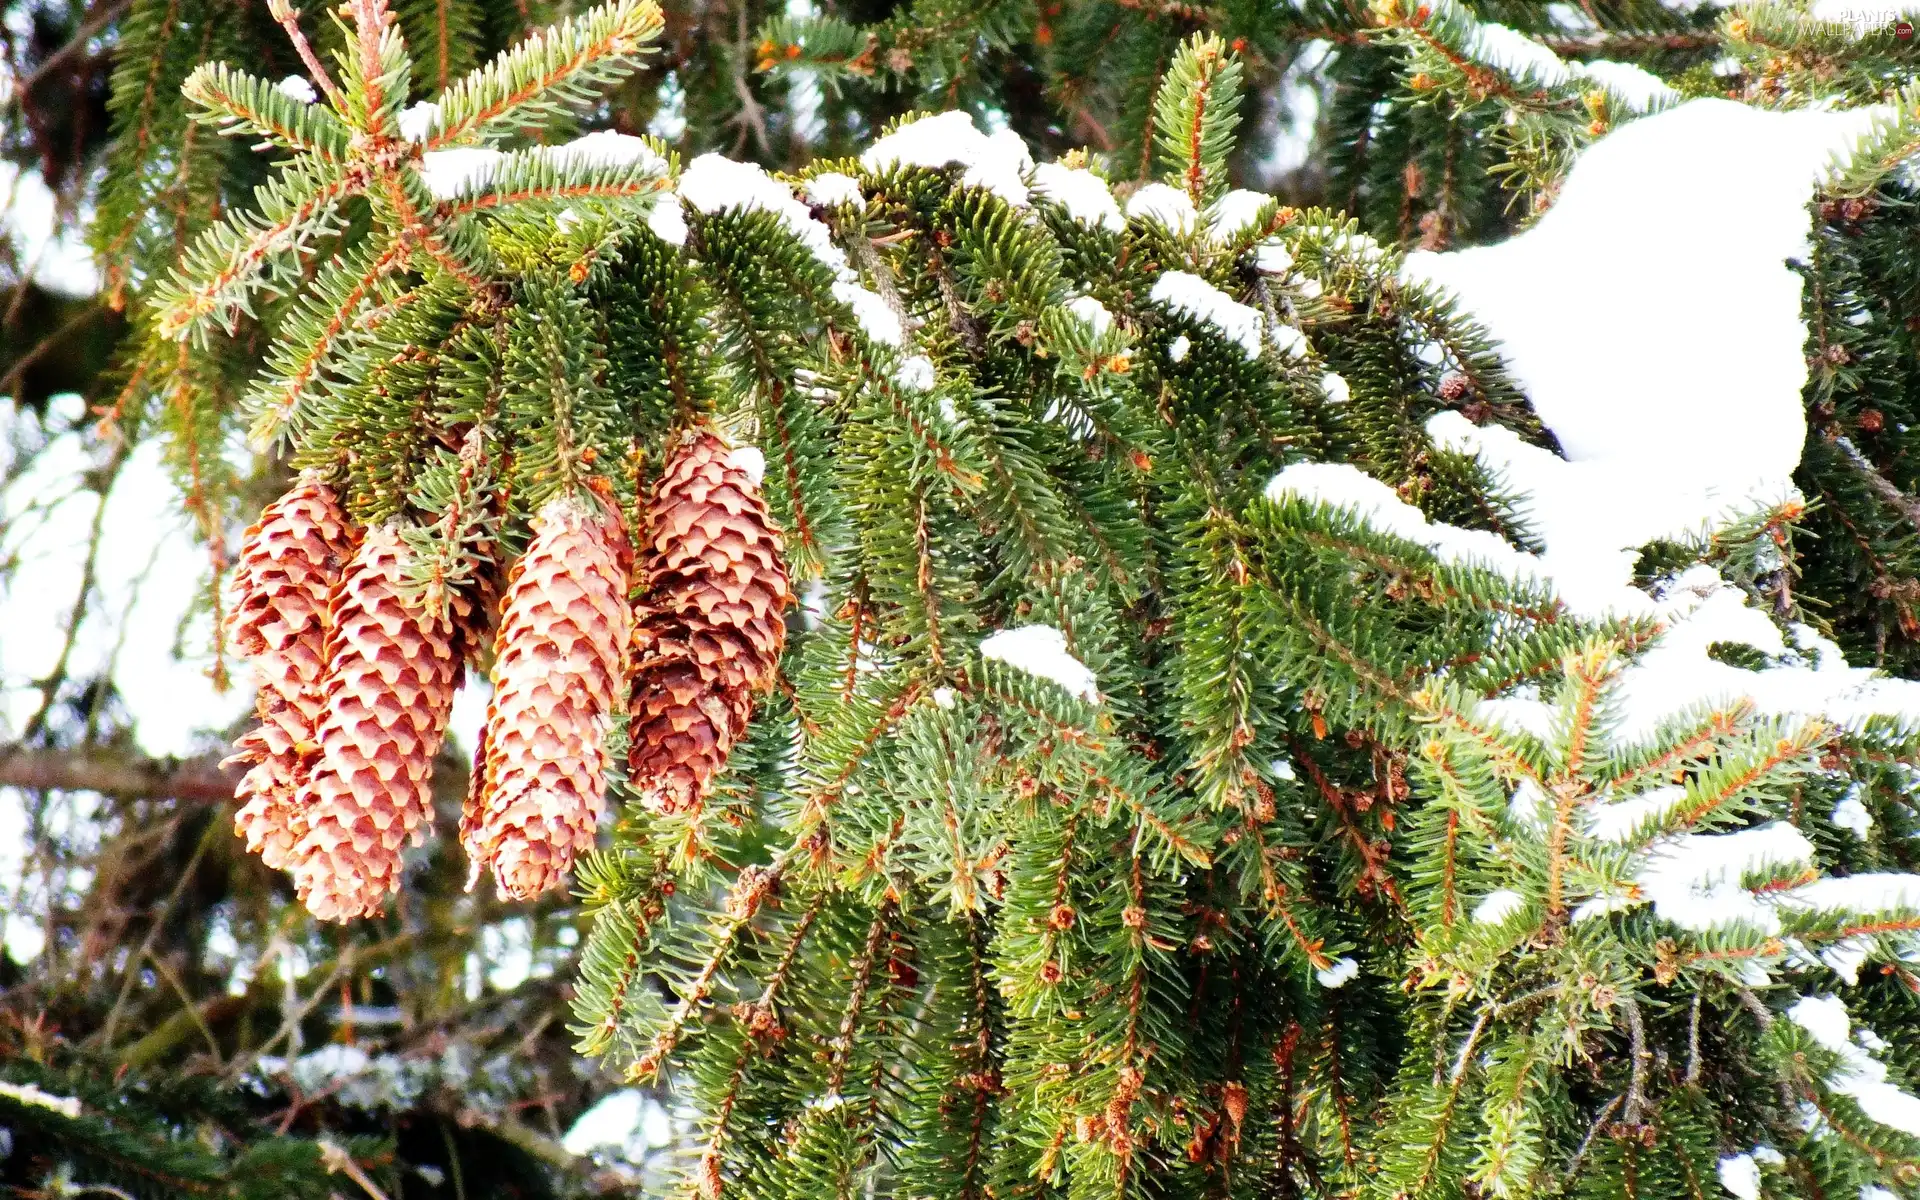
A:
0;745;237;803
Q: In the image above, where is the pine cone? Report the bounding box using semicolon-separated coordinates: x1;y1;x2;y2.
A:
224;475;356;870
288;525;462;921
464;498;631;900
628;432;791;814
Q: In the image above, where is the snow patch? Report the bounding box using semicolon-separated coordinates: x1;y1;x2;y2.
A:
895;355;937;393
542;130;667;175
1151;271;1263;359
1209;188;1273;243
980;626;1099;703
398;100;440;142
647;194;688;247
0;1080;81;1118
277;75;318;104
1573;60;1680;112
1255;242;1294;275
803;172;866;210
1833;787;1874;838
1316;956;1359;987
728;446;767;486
1407;101;1888;549
1717;1154;1761;1200
1031;163;1124;232
1788;995;1920;1136
418;147;504;199
1473;888;1526;924
680;154;849;278
861;111;1031;207
833;281;904;346
1126;183;1199;235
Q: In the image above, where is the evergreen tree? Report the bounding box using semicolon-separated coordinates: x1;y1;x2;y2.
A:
12;1;1920;1199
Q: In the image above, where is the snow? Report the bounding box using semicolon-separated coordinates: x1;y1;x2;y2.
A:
1628;822;1814;935
1030;163;1124;232
1407;101;1888;557
1316;956;1359;987
1573;60;1680;112
895;355;937;393
1068;295;1113;337
398;100;441;142
1151;271;1263;359
980;625;1099;702
1262;462;1547;587
803;172;865;210
1208;188;1273;243
1833;787;1874;838
1468;20;1573;89
1168;335;1191;363
0;1080;82;1118
1321;372;1349;404
1718;1154;1762;1200
1254;242;1294;275
1788;995;1920;1136
833;281;903;346
860;111;1032;208
728;446;767;486
1778;872;1920;918
1586;785;1685;842
1126;183;1198;235
647;194;688;247
1473;888;1526;924
680;154;849;277
418;147;503;200
1269;324;1308;359
276;75;318;105
542;130;668;175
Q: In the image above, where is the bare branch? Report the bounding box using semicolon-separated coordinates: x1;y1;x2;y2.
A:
0;745;238;803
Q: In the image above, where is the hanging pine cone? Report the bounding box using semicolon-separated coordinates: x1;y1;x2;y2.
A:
288;525;463;921
628;433;790;814
463;497;631;900
224;474;356;870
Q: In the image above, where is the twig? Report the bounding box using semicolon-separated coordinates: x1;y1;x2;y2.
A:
1621;995;1652;1123
320;1139;394;1200
267;0;348;109
1736;987;1774;1028
98;819;216;1048
1686;992;1702;1086
1832;434;1920;531
145;948;224;1059
1566;1094;1624;1179
0;745;238;803
5;0;132;103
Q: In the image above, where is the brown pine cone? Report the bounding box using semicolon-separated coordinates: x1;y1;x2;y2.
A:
464;497;631;900
628;432;791;814
224;474;356;869
288;525;462;921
